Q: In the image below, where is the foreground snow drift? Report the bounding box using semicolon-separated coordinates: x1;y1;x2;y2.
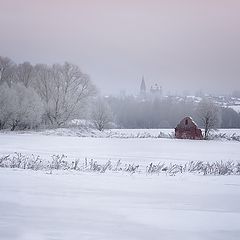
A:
1;169;240;240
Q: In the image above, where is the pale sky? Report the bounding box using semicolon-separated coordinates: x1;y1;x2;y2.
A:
1;0;240;95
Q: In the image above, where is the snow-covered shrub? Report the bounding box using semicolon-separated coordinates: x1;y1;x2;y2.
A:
83;159;112;173
90;97;113;131
146;162;167;175
146;161;240;176
208;133;240;142
1;153;240;176
50;154;68;170
124;163;140;173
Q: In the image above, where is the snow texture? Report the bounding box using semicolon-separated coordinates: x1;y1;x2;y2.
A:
0;131;240;239
1;169;240;240
0;131;240;163
228;105;240;113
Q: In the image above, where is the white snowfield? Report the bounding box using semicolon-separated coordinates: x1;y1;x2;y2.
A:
0;131;240;163
0;130;240;240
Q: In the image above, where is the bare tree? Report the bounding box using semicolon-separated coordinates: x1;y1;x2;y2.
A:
15;62;34;87
0;83;13;129
34;64;56;125
0;56;16;87
34;62;96;126
91;97;113;131
197;98;221;139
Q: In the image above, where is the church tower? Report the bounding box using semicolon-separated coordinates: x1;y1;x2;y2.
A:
140;76;146;98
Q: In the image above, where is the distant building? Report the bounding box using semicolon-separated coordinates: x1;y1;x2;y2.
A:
175;116;203;140
139;77;162;100
150;83;162;100
140;76;146;99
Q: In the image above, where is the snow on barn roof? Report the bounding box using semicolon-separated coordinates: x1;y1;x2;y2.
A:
175;116;199;129
228;105;240;113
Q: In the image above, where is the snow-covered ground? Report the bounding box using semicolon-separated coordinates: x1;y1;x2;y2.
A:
0;131;240;239
0;133;240;163
1;169;240;240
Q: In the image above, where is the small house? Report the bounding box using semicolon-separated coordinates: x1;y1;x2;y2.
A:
175;117;203;140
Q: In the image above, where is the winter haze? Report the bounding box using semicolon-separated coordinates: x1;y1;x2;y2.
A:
0;0;240;95
1;1;240;240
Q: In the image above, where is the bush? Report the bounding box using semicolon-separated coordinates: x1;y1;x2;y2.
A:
1;153;240;176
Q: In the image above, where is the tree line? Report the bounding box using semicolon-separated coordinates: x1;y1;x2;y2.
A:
1;56;240;133
0;56;97;130
106;95;240;131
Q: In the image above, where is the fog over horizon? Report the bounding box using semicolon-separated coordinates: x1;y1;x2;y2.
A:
1;0;240;95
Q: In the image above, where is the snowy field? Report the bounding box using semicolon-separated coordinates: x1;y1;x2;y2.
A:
1;169;240;240
0;131;240;163
0;130;240;240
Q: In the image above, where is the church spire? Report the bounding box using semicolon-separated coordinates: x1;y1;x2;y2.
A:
140;76;146;93
140;76;146;99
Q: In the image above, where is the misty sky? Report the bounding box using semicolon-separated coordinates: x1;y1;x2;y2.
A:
1;0;240;95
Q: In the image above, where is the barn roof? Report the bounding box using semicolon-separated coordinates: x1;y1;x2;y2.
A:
175;116;199;129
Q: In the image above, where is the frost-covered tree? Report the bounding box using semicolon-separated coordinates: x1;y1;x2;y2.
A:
0;56;16;87
0;56;98;129
0;83;14;129
8;83;44;130
15;62;34;87
91;97;113;131
197;98;221;139
34;62;96;126
33;64;54;125
0;83;44;130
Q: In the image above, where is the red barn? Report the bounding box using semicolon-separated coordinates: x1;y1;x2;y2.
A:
175;117;203;140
